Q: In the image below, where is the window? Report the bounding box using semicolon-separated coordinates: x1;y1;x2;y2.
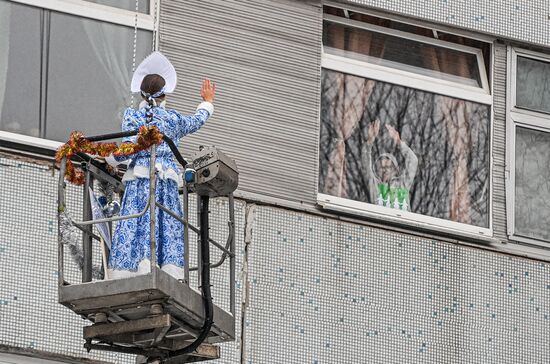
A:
318;6;493;236
507;48;550;245
0;0;154;141
515;55;550;114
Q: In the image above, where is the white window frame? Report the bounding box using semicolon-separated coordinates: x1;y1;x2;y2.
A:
506;47;550;247
318;11;494;238
8;0;156;30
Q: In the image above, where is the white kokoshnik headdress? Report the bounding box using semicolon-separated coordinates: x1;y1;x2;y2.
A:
131;51;177;99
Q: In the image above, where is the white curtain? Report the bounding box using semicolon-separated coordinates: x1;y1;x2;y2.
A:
0;1;11;122
82;0;136;110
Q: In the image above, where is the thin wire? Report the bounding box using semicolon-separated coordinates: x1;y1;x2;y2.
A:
130;0;139;108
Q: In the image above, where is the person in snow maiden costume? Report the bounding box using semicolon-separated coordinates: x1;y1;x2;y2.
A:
105;51;216;280
362;119;418;212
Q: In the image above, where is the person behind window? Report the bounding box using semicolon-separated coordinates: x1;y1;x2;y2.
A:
362;119;418;211
104;52;216;280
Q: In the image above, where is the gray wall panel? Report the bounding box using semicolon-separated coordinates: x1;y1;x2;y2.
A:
160;0;323;203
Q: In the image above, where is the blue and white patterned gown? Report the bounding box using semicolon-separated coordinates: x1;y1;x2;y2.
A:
107;101;213;280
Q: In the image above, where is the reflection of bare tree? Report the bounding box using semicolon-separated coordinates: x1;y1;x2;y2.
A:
422;43;474;224
441;98;471;224
322;73;375;198
319;69;490;227
321;21;379;198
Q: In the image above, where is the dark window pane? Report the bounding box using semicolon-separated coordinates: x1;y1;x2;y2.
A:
84;0;149;13
319;69;490;227
516;56;550;114
45;12;151;141
323;21;483;88
515;127;550;241
0;1;41;137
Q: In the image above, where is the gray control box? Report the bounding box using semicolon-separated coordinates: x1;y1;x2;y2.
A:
190;146;239;197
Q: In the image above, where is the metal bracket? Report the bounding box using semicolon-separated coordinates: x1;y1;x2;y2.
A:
84;314;171;341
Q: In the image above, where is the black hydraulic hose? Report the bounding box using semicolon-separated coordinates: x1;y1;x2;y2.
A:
164;196;213;360
161;135;189;167
84;130;138;142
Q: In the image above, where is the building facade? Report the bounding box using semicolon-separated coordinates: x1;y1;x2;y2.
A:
1;0;550;363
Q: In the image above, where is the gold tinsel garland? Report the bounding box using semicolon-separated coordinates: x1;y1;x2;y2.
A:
55;125;163;185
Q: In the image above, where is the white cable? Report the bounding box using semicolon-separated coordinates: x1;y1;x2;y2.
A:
130;0;139;108
152;0;159;51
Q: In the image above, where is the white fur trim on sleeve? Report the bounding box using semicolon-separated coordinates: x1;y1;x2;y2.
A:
104;154;119;168
196;101;214;116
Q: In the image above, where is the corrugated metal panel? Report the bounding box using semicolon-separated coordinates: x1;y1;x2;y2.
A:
492;42;508;241
159;0;322;203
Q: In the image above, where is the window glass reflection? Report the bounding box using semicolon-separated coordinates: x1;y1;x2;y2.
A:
0;1;41;137
46;12;151;141
319;69;490;227
515;127;550;241
516;56;550;114
0;0;152;141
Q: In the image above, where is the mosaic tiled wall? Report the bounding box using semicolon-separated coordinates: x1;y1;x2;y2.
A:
344;0;550;47
244;207;550;363
2;153;550;364
0;156;134;363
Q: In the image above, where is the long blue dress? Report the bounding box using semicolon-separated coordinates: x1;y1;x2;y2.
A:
107;101;213;280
